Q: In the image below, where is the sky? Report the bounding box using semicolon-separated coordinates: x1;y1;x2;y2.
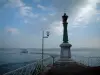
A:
0;0;100;48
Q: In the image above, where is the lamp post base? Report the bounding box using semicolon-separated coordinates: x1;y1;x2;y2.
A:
60;43;72;59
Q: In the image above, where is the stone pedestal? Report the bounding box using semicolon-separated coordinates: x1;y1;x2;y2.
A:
60;43;72;59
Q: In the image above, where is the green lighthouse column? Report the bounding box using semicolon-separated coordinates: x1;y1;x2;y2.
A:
60;13;72;59
63;22;68;43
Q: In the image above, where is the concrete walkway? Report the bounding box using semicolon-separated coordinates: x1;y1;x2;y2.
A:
42;58;100;75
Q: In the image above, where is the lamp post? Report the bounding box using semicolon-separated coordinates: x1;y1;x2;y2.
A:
42;31;50;71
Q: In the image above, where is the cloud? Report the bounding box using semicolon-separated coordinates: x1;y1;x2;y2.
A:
52;0;99;28
6;0;38;18
19;6;38;18
50;21;63;35
2;0;100;48
5;0;24;7
49;13;56;16
49;21;74;36
72;37;100;48
37;4;46;10
41;17;47;21
5;0;39;26
37;4;54;11
6;27;19;35
4;34;42;48
19;6;32;16
73;0;98;26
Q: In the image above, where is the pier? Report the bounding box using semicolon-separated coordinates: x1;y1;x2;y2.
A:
3;13;100;75
44;59;87;75
43;58;100;75
3;55;100;75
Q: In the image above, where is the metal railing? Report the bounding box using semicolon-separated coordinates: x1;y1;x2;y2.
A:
3;54;100;75
3;55;60;75
72;55;100;67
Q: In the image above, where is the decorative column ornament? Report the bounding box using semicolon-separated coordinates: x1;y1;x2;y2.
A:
60;13;72;59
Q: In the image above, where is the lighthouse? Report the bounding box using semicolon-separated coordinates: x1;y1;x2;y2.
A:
60;13;72;59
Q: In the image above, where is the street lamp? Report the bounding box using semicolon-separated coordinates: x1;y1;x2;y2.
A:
42;31;50;71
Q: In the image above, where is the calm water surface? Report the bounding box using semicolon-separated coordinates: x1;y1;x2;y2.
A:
0;48;100;74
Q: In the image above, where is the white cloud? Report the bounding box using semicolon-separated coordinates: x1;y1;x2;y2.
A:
19;6;38;18
41;17;47;21
73;37;100;48
50;21;63;35
5;0;38;26
50;21;75;36
3;0;100;48
73;0;98;26
19;6;32;16
6;27;19;35
37;4;46;10
5;0;24;7
52;0;99;28
6;0;38;18
72;21;88;28
49;13;55;16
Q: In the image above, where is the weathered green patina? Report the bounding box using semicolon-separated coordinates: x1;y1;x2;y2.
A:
62;13;68;43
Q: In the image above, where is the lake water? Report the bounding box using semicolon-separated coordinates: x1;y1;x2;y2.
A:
0;48;100;74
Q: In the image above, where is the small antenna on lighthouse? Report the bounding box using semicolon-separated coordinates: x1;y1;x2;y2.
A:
64;8;66;13
63;8;68;17
63;8;67;15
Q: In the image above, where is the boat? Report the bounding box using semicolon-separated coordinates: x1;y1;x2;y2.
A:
21;49;28;53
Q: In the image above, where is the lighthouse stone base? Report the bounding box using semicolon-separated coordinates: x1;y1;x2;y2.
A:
60;43;72;59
